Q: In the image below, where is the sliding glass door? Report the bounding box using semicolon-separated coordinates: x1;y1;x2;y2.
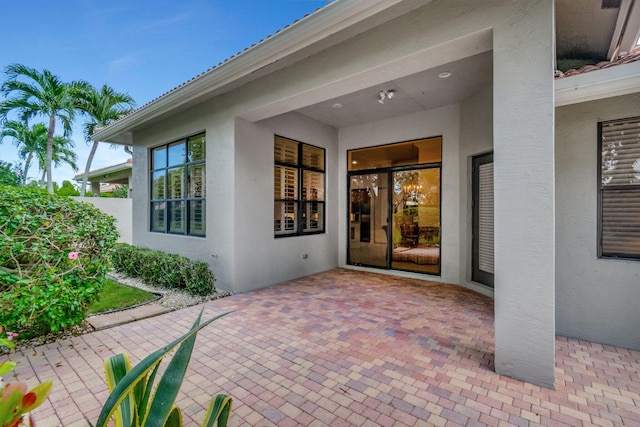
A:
390;168;440;274
348;173;389;267
347;137;442;275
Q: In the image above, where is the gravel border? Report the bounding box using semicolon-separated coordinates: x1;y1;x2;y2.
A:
106;271;232;311
3;273;232;354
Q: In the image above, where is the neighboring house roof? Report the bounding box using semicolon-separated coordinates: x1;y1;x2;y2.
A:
74;158;132;181
555;50;640;78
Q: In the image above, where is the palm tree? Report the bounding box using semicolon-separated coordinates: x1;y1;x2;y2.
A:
37;135;79;182
74;84;136;196
0;120;77;185
0;64;88;193
0;119;40;184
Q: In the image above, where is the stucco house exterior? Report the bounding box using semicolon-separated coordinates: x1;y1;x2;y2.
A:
73;158;132;197
93;0;640;388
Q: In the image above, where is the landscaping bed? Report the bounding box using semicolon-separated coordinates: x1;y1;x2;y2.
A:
5;273;231;354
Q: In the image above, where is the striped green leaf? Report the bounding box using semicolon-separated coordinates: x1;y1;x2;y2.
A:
201;395;233;427
164;407;182;427
104;353;136;427
95;308;231;427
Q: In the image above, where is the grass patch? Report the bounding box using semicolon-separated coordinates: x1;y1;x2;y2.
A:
89;278;157;315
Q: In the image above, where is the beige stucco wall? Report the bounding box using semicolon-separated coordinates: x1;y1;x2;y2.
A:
74;197;132;244
555;92;640;351
233;114;339;293
459;86;494;293
131;100;236;289
127;0;555;386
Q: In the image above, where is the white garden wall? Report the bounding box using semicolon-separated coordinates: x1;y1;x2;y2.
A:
75;197;132;244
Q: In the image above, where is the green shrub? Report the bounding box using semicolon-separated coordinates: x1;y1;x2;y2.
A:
0;185;119;334
55;180;80;197
111;243;215;295
0;161;21;187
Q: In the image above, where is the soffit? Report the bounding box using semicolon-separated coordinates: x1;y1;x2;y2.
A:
555;0;620;64
296;51;492;129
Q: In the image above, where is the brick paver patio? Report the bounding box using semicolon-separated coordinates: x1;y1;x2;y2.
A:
10;268;640;426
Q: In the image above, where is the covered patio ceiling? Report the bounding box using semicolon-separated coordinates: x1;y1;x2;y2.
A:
288;0;630;130
296;51;492;129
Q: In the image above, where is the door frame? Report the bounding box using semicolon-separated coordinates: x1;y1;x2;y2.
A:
472;152;494;287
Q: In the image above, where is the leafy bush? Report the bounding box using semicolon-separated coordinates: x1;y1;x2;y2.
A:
0;185;119;334
112;184;129;198
0;161;21;187
111;243;215;295
55;179;80;196
0;325;52;426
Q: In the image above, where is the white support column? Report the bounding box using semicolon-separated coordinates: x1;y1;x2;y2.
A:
91;182;101;197
493;0;556;388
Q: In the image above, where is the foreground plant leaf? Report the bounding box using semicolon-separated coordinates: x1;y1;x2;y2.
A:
95;307;232;427
202;395;233;427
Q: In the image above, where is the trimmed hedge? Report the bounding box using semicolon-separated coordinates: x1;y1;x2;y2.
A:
111;243;215;296
0;185;119;334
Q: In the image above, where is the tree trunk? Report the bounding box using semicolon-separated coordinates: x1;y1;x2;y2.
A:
46;115;56;194
80;140;100;197
22;152;33;185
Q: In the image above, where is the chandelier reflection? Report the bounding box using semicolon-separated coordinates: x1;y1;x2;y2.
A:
403;183;423;196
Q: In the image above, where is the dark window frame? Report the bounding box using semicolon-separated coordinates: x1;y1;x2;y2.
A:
274;135;326;237
597;116;640;259
345;136;443;275
150;132;206;237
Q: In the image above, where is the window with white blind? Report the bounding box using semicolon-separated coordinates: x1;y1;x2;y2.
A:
599;117;640;258
274;136;325;236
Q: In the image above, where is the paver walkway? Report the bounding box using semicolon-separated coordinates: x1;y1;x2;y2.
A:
10;268;640;426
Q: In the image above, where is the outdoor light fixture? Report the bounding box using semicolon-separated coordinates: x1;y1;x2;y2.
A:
378;89;395;104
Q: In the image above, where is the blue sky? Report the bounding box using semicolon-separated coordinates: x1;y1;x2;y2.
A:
0;0;328;185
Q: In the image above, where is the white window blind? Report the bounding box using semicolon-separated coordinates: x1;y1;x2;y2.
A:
600;118;640;258
478;162;494;273
602;120;640;186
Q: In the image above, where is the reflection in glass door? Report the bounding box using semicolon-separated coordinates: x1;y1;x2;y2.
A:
348;173;389;267
347;137;442;275
390;168;440;274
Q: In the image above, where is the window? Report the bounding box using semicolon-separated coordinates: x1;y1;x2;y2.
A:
150;133;206;236
274;136;325;236
599;117;640;258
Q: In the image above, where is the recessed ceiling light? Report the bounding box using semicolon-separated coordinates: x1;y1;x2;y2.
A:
352;160;358;164
332;103;342;109
438;71;452;78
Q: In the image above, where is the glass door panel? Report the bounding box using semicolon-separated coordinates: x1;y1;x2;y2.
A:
348;173;389;267
391;168;441;274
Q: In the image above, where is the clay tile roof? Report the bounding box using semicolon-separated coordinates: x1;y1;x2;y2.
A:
96;3;334;135
555;48;640;78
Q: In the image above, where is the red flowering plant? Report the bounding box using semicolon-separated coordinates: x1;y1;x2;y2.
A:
0;326;51;427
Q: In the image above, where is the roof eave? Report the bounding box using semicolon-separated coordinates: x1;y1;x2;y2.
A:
555;60;640;106
74;162;132;181
92;0;419;144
